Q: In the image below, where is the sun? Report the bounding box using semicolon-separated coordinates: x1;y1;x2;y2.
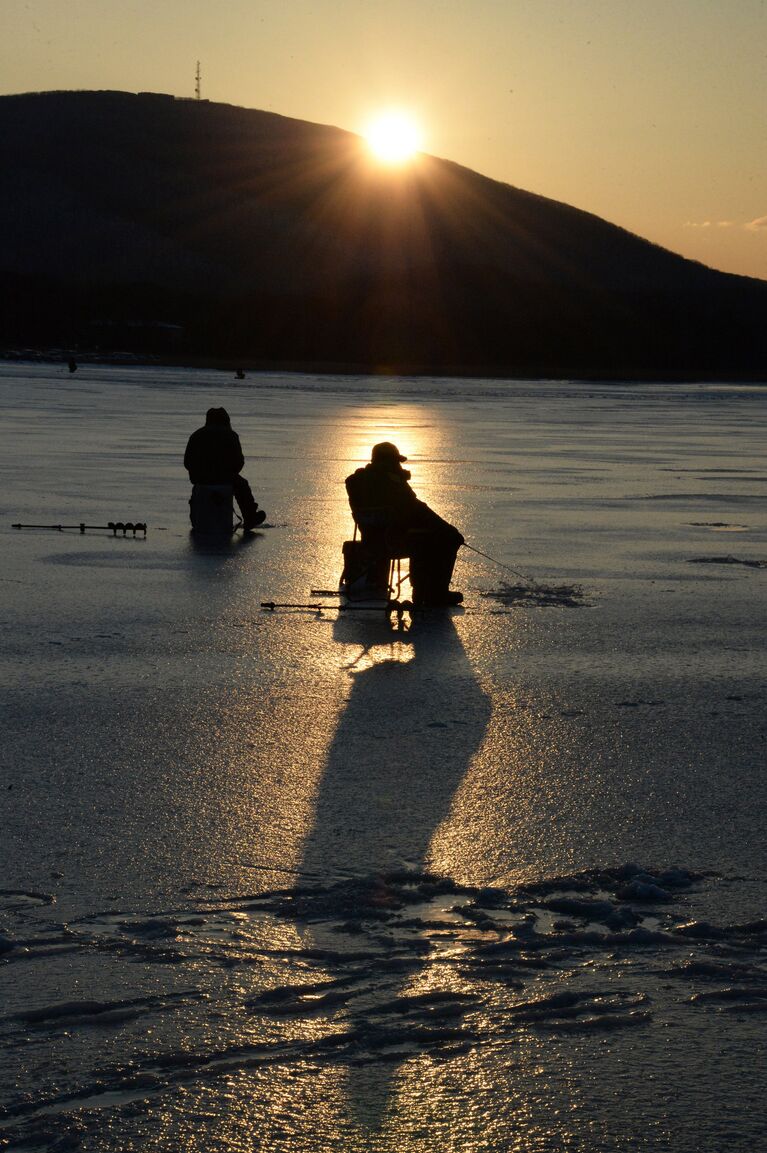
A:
364;111;422;164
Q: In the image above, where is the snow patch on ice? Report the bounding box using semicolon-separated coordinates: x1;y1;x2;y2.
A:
480;582;589;608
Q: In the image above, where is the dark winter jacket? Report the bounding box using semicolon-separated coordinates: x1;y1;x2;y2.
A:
345;461;422;529
184;425;245;484
345;459;463;542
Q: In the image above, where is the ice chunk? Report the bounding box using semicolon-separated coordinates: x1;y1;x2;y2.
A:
616;880;672;903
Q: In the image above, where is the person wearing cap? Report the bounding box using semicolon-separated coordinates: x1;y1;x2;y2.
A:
184;407;265;531
345;442;464;606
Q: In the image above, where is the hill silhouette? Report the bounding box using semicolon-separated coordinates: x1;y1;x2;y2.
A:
2;89;765;376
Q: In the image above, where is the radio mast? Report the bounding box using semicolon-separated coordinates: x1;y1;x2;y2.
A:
195;61;201;101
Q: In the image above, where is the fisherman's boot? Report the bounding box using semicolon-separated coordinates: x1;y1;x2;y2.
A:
242;510;267;531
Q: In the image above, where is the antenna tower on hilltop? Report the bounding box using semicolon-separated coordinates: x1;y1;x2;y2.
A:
195;61;201;101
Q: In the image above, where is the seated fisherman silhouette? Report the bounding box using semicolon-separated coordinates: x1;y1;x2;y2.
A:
345;441;464;606
184;407;266;531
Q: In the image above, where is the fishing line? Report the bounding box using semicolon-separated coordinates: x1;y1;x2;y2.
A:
461;541;541;588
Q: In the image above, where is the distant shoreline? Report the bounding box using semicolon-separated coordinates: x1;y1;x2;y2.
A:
2;350;766;386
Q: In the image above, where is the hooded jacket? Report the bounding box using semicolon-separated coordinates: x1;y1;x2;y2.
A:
184;423;244;484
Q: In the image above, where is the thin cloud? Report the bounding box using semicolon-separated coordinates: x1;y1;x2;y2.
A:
683;220;734;229
684;217;766;232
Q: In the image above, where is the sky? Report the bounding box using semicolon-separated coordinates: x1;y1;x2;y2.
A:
2;0;765;281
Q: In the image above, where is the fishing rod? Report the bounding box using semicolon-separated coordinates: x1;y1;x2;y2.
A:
261;601;325;611
261;600;413;615
12;521;147;536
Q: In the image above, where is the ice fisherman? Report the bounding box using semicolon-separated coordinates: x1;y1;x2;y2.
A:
345;441;464;606
184;407;265;530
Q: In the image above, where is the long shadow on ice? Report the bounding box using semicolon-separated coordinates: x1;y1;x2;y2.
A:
300;611;490;877
293;611;491;1133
